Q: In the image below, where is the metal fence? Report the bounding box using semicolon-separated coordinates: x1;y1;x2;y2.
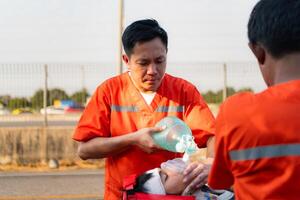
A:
0;62;266;126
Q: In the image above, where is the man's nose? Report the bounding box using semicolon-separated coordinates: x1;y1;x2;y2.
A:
147;63;158;74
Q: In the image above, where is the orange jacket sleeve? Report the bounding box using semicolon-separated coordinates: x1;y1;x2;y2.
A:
184;86;216;148
73;83;111;142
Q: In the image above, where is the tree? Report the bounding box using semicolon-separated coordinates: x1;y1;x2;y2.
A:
202;87;253;104
226;87;237;97
71;88;89;105
0;95;11;106
31;88;69;110
203;90;219;104
31;89;49;110
7;97;31;110
238;87;254;93
49;88;69;105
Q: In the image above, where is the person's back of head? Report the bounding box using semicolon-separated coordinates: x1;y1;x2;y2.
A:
247;0;300;86
122;19;168;57
248;0;300;59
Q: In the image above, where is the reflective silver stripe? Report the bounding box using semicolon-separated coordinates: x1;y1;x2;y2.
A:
156;106;184;112
111;105;139;112
229;144;300;161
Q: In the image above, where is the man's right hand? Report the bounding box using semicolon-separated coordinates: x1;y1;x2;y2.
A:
77;125;166;159
132;126;165;153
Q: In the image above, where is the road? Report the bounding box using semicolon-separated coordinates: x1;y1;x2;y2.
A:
0;120;77;127
0;169;104;200
0;114;80;127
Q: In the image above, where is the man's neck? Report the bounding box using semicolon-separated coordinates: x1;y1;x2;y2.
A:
273;53;300;85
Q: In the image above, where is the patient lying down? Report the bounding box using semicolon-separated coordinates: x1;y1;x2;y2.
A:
129;158;234;200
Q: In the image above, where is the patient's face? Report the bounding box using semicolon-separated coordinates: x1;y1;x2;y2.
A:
159;168;190;194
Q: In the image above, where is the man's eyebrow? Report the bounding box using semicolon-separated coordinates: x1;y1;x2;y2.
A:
156;56;165;59
136;58;149;62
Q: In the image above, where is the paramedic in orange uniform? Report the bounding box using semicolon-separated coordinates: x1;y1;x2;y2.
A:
207;0;300;199
73;19;216;200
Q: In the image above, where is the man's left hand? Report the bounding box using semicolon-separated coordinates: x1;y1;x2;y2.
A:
183;158;214;191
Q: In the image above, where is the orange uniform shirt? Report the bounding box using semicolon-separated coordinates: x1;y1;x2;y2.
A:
208;80;300;200
73;72;215;200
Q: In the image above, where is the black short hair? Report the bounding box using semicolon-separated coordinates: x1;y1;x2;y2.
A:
122;19;168;57
248;0;300;58
126;172;153;195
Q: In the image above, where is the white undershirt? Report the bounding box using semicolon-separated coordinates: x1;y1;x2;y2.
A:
128;71;156;105
140;92;156;105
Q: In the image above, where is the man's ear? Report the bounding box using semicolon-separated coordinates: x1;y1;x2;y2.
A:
122;54;129;65
248;43;266;65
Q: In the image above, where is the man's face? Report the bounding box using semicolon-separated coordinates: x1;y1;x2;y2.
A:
123;37;167;93
159;168;190;195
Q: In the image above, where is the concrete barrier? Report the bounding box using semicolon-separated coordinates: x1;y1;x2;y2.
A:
0;127;78;165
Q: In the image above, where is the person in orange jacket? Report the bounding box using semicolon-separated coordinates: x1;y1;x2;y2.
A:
205;0;300;199
73;19;216;200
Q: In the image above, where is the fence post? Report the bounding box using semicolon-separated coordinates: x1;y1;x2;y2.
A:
43;64;48;127
117;0;124;75
81;65;85;105
41;64;48;164
223;63;227;102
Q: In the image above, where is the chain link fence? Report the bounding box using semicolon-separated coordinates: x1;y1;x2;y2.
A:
0;62;266;125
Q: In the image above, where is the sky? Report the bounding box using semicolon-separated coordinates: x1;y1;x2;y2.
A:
0;0;266;97
0;0;259;63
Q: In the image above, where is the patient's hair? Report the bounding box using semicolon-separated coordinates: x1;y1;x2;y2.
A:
126;172;153;195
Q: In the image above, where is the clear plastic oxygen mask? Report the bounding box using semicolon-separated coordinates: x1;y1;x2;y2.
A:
153;116;199;162
177;134;199;162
